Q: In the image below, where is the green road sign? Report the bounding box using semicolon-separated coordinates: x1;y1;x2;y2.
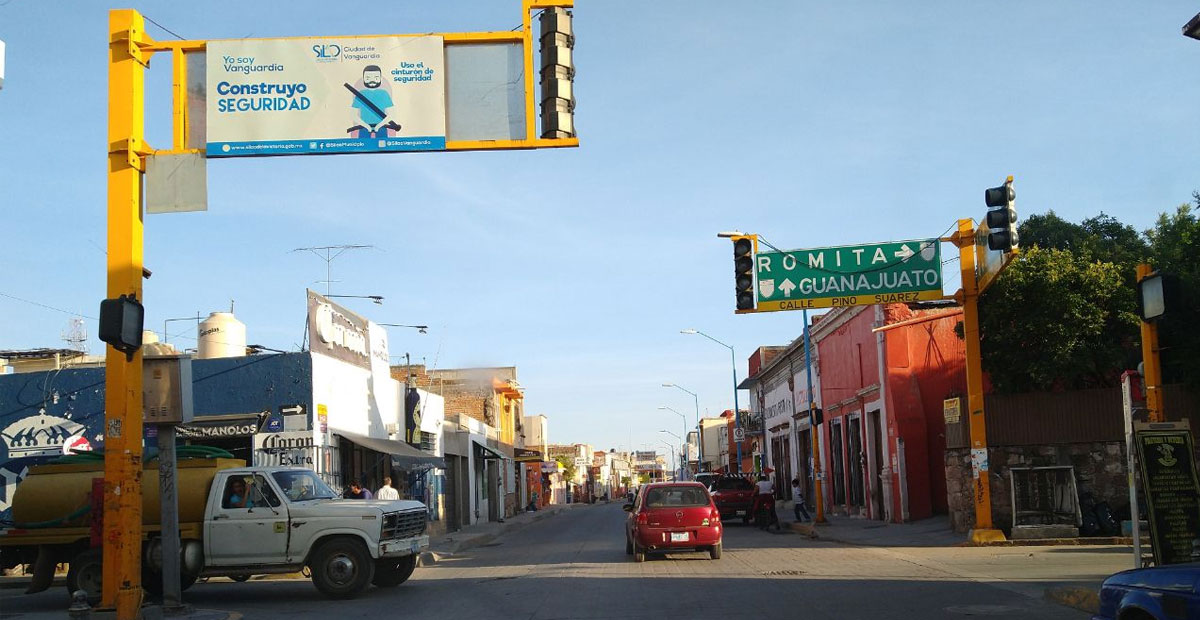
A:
755;240;943;312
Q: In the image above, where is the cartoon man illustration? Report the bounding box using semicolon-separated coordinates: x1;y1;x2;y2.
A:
345;65;401;138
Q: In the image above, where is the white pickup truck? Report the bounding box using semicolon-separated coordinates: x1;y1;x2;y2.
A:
1;460;430;601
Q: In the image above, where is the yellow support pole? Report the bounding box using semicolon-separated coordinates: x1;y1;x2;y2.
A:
104;9;148;617
1138;264;1165;422
172;48;187;150
955;218;1005;544
521;0;536;141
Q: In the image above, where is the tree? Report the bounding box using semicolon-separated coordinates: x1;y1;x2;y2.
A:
554;456;577;481
1146;200;1200;387
978;246;1140;392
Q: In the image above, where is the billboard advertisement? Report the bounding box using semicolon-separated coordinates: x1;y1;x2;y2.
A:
307;290;371;370
206;36;446;157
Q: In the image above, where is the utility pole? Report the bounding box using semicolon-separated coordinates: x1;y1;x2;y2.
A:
1137;264;1165;423
953;218;1004;544
803;309;825;523
104;10;148;616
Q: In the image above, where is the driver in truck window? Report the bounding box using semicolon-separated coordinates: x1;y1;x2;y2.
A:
224;478;252;509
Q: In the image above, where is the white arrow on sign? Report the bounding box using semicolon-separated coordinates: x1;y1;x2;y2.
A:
281;405;305;415
894;244;914;260
778;278;797;298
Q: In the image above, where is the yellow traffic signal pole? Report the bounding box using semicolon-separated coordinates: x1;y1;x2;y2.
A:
100;5;575;614
104;9;148;616
1137;264;1165;423
952;218;1005;544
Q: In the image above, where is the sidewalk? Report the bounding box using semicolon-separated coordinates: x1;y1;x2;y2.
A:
783;512;966;547
421;501;580;564
777;504;1126;615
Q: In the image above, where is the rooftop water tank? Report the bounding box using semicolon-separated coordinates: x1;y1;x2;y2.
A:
197;312;246;359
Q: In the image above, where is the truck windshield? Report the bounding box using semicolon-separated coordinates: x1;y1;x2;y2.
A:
272;471;337;501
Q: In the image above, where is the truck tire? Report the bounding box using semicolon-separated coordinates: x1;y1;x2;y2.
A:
310;538;375;598
371;555;417;587
142;568;200;597
66;548;103;605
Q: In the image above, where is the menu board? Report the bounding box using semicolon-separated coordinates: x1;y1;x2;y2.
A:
1134;428;1200;565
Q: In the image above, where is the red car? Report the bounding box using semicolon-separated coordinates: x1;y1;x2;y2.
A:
624;482;723;562
707;476;757;523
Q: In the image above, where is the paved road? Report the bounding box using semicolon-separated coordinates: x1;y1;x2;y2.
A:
2;503;1092;620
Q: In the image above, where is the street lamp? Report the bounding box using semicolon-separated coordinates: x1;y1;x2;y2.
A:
326;294;384;305
379;323;429;334
681;328;743;473
657;406;690;478
1185;12;1200;40
663;382;702;473
658;441;677;482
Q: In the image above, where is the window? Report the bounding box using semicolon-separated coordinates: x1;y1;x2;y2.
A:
272;470;337;502
644;486;709;508
715;477;753;491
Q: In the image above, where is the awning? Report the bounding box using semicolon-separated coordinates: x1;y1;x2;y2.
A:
473;440;506;460
737;376;758;390
336;430;445;469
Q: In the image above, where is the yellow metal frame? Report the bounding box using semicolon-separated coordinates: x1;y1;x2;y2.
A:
136;0;577;159
104;3;573;617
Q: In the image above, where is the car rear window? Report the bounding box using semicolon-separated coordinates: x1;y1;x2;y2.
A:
714;477;754;491
644;486;709;508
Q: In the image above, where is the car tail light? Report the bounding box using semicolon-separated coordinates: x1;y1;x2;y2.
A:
710;508;720;521
636;512;648;525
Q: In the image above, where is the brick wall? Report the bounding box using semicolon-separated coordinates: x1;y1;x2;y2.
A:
944;442;1128;534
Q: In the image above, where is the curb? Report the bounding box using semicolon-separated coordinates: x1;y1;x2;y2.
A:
976;536;1133;547
1043;586;1100;614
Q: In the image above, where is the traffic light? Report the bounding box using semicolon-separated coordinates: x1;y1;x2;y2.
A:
733;235;757;311
99;293;144;361
538;8;575;139
1137;271;1180;322
984;176;1018;252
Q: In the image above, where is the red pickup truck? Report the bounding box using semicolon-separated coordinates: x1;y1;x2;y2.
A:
707;476;756;523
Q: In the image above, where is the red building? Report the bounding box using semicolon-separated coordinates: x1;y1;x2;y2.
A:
812;303;966;522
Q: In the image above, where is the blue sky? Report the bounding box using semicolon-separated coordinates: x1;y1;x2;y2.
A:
1;1;1197;458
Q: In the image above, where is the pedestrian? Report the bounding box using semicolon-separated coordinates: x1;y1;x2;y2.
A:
791;478;812;522
343;482;366;499
377;476;400;500
753;475;780;530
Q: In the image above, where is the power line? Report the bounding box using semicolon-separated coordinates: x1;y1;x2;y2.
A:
0;291;96;320
144;14;186;40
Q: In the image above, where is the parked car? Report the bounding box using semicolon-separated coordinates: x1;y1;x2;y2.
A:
1092;563;1200;620
624;482;722;562
693;472;721;490
709;476;756;524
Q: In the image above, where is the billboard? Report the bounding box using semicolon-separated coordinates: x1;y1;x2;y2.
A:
206;36;446;156
307;290;371;369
